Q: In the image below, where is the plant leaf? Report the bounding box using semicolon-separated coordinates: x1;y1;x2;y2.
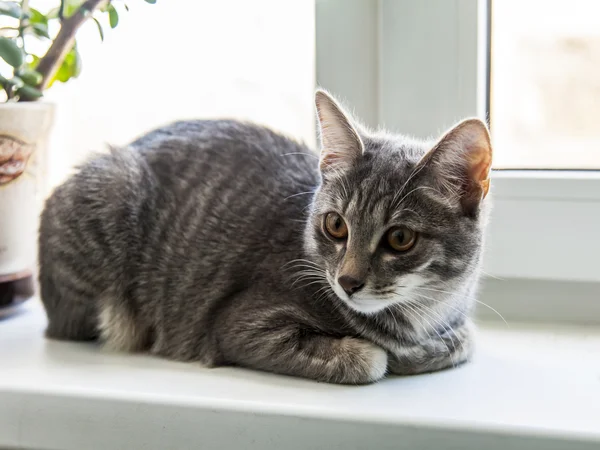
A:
0;37;23;68
0;1;21;19
92;16;104;41
30;22;51;39
64;0;85;18
18;84;43;99
28;7;48;24
28;54;40;69
108;4;119;28
25;8;50;38
144;0;157;4
50;45;81;86
72;47;82;77
46;6;59;19
18;69;42;86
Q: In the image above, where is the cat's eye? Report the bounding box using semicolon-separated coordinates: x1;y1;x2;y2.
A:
324;212;348;239
386;227;417;252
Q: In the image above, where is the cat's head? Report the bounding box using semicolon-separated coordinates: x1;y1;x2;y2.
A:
304;90;492;315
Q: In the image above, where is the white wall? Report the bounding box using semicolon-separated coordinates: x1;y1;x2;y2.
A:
32;0;315;191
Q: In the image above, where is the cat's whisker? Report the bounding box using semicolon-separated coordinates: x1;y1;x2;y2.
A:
283;190;316;201
290;273;327;288
401;302;454;365
480;271;505;281
286;266;326;277
411;300;463;351
393;185;454;211
281;152;320;160
293;278;330;290
391;162;428;208
414;285;509;327
282;258;322;269
286;265;325;274
395;207;424;221
289;270;325;279
411;289;470;322
405;300;458;353
407;304;455;367
400;308;431;340
454;257;505;281
289;273;325;284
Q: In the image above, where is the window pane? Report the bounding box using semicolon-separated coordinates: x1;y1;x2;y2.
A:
491;0;600;169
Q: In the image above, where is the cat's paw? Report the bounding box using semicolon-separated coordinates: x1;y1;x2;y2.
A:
389;320;476;375
339;337;388;384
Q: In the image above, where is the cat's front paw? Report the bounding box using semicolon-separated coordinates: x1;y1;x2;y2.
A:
338;337;388;384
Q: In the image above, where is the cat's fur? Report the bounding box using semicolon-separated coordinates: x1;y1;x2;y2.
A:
39;91;492;384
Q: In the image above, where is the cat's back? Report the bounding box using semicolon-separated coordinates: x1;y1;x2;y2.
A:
130;120;319;198
39;119;321;345
129;120;321;275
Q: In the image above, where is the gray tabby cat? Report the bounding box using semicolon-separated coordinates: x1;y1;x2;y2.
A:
39;90;492;384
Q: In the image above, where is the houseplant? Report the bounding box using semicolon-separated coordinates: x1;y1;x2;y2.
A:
0;0;155;316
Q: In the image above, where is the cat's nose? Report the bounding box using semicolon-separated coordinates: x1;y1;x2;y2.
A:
338;275;365;296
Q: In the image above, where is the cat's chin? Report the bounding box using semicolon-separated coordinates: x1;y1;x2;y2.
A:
344;298;389;315
335;293;390;315
327;277;390;315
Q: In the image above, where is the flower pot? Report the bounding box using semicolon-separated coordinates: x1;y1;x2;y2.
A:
0;102;54;318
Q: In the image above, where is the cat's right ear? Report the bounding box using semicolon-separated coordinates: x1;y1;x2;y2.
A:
315;90;364;175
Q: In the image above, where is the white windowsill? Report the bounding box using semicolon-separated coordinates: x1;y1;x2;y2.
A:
1;300;599;450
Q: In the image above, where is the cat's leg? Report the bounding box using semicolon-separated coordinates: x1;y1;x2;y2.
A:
218;313;388;384
97;293;151;352
388;319;475;375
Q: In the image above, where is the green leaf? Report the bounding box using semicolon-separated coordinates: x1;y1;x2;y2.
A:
17;84;43;99
92;17;104;41
50;45;81;86
0;73;7;86
0;37;23;68
28;7;48;25
144;0;157;4
18;69;42;86
46;7;59;19
25;8;50;38
72;47;82;77
30;22;51;39
64;0;85;18
0;1;21;19
28;54;40;69
108;4;119;28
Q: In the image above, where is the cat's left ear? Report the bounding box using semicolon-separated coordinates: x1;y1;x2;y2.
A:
419;118;492;216
315;90;364;176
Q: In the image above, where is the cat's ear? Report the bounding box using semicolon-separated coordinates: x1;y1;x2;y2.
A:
315;90;364;175
419;118;492;216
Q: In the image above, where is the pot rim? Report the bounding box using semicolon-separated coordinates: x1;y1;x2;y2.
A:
0;101;55;111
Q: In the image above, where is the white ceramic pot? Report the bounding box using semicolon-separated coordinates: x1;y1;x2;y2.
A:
0;102;54;313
